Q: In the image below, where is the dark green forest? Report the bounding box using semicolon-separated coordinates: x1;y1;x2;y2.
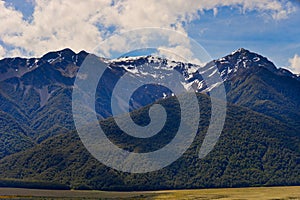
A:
0;94;299;190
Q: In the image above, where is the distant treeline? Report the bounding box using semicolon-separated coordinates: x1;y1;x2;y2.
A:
0;179;70;190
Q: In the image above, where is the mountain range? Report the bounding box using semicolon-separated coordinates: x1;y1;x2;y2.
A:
0;48;299;190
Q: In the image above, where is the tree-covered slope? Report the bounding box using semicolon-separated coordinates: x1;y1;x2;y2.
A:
225;66;300;129
0;94;298;190
0;111;34;159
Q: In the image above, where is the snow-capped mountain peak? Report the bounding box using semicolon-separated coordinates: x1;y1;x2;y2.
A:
1;48;299;113
211;48;278;81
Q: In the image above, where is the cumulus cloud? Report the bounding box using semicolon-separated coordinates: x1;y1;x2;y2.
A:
0;0;110;57
0;0;297;60
96;0;295;30
0;45;6;58
288;54;300;74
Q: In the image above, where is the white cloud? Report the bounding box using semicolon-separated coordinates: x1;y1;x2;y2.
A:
288;54;300;74
0;45;6;58
0;0;297;59
213;8;218;16
0;1;27;35
240;0;295;19
157;45;204;65
0;0;109;57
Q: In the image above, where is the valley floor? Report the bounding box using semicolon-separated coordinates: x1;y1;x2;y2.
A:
0;186;299;200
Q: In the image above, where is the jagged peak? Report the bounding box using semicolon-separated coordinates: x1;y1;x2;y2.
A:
41;48;75;59
229;48;268;60
230;48;250;55
58;48;75;54
219;48;275;67
110;55;198;68
110;55;151;62
78;50;88;56
212;48;281;81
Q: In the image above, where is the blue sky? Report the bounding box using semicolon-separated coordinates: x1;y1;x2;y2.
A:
187;5;300;68
0;0;300;73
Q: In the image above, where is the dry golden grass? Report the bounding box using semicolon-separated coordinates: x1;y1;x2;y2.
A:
149;186;300;200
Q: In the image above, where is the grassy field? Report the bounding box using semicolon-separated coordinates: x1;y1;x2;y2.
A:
0;186;299;199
